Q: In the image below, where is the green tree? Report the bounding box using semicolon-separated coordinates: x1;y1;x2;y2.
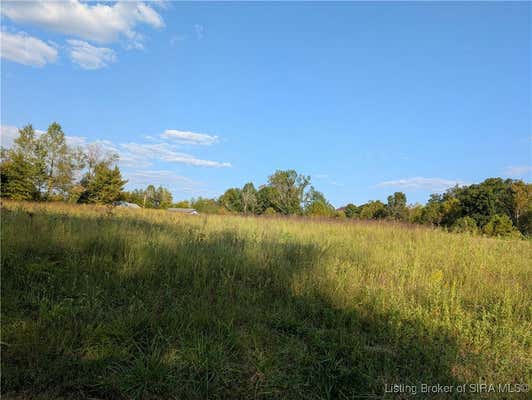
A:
85;163;127;204
482;214;520;237
257;185;278;214
84;143;118;177
451;216;478;234
173;200;191;208
509;181;531;235
155;186;173;209
266;169;310;215
386;192;407;220
0;125;43;200
0;151;36;200
420;194;445;225
343;203;359;219
408;204;424;224
39;122;84;199
219;188;243;212
191;197;221;214
241;182;258;214
454;178;513;228
304;187;334;217
359;200;387;219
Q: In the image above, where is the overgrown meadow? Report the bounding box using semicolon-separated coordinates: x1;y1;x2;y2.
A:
1;201;530;399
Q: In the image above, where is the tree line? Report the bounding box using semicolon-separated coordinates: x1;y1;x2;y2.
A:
1;123;530;237
0;123;127;204
188;171;531;237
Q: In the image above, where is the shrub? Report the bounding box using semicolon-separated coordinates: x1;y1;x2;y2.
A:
263;207;276;216
482;214;520;237
451;216;478;234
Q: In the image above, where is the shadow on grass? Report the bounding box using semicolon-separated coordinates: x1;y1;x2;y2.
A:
2;208;468;399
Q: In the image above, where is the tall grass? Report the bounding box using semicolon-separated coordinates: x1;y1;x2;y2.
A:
1;201;530;399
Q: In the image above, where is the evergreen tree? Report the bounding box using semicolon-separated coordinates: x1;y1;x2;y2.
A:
85;163;127;204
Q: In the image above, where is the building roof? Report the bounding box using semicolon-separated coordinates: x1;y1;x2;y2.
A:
167;208;198;214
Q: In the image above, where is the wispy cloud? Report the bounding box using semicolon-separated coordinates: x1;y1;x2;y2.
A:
0;30;57;67
376;177;466;191
503;165;532;178
161;129;218;145
126;169;204;192
121;142;230;168
0;125;20;147
1;1;164;47
2;125;231;169
67;39;116;70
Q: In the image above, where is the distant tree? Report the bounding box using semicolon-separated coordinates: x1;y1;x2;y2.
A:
241;182;258;214
84;143;118;177
263;207;276;216
84;163;127;204
122;189;145;207
454;178;513;228
191;197;221;214
386;192;407;220
266;169;310;215
304;187;334;217
420;194;445;225
334;210;346;219
343;203;359;219
122;186;173;208
173;200;191;208
144;185;157;208
219;188;243;212
408;204;424;224
509;181;531;234
451;216;478;234
257;185;278;214
359;200;387;219
39;122;84;199
482;214;520;237
156;186;173;209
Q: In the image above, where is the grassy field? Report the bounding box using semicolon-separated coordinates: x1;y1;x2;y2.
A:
1;201;531;399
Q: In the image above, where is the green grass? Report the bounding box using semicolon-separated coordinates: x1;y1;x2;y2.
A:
1;201;531;399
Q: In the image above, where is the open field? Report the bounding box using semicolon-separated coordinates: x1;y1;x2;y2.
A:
1;201;531;399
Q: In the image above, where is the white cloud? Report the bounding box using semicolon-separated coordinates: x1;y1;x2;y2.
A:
65;135;88;147
1;1;164;46
1;125;231;169
503;165;532;178
161;129;218;145
67;39;116;69
376;177;466;191
127;169;202;190
0;30;57;67
121;142;231;168
0;125;20;148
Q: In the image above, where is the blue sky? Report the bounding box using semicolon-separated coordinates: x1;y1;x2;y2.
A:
1;1;530;206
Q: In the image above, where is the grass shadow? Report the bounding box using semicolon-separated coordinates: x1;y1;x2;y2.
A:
1;208;481;399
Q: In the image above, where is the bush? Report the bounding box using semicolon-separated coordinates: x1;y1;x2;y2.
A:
451;216;478;234
263;207;276;216
482;214;520;238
